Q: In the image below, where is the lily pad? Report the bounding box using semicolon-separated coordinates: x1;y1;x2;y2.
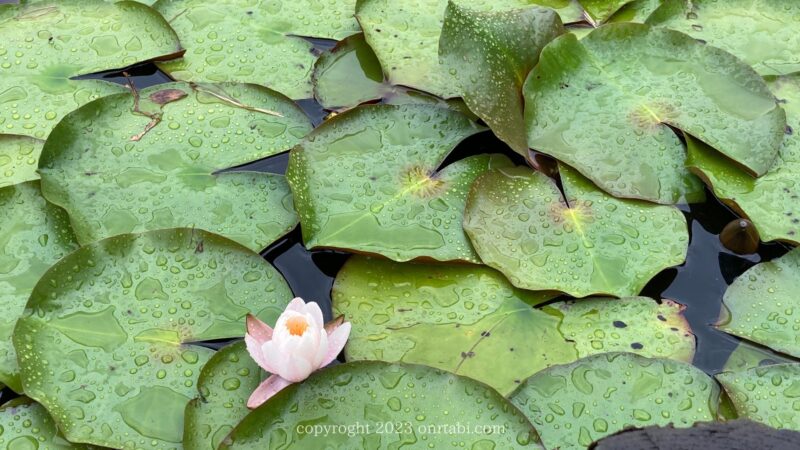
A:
39;82;308;251
687;75;800;245
220;361;543;449
332;256;573;396
287;104;497;263
544;297;695;362
722;340;797;373
580;0;635;24
606;0;663;23
0;181;79;393
439;2;564;153
647;0;800;76
463;165;689;297
0;397;92;449
184;341;261;450
0;0;181;139
510;352;720;449
524;23;784;203
0;135;43;188
716;248;800;358
154;0;359;99
13;228;293;449
717;364;800;430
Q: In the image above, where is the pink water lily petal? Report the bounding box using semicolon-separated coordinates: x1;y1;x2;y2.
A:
244;334;276;374
246;314;273;342
321;321;351;367
304;301;325;329
285;297;307;314
247;374;293;409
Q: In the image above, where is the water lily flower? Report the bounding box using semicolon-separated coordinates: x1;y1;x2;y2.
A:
245;297;351;408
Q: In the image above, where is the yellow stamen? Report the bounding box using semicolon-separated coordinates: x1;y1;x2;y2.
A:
286;316;309;336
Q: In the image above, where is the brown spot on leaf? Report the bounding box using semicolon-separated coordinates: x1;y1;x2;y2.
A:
149;89;188;106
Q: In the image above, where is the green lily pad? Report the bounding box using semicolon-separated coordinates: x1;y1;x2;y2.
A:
687;75;800;245
524;23;784;203
287;104;497;263
184;341;261;450
39;82;308;251
580;0;635;24
0;181;79;393
544;297;695;362
220;361;544;449
606;0;663;23
13;228;293;449
0;135;43;188
332;256;573;396
510;352;720;449
716;248;800;358
717;364;800;430
722;340;797;373
154;0;359;99
0;397;92;449
0;0;181;139
464;165;689;297
439;2;564;153
647;0;800;76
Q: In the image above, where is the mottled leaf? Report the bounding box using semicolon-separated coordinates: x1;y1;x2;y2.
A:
717;364;800;431
0;135;43;188
0;397;92;449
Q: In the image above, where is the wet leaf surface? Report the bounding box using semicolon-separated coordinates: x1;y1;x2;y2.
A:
0;0;180;139
221;361;543;449
0;397;92;449
38;82;309;251
722;340;798;373
717;363;800;430
0;181;79;393
154;0;359;99
0;135;43;188
606;0;662;23
525;23;784;203
510;352;720;449
464;165;689;297
717;248;800;357
13;229;292;449
287;104;495;262
580;0;635;24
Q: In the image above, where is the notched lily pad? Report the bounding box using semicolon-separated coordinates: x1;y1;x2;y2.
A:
0;135;43;188
717;363;800;431
220;361;543;449
0;0;181;139
464;165;689;297
0;397;92;449
39;82;309;251
525;23;784;203
510;352;720;449
288;104;495;263
13;228;293;449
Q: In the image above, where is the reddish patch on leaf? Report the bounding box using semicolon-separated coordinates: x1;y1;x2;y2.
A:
149;89;188;106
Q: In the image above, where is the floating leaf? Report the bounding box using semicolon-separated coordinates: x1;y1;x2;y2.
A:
717;364;800;430
606;0;663;23
647;0;800;76
722;340;797;373
439;2;564;153
0;181;78;393
0;135;43;188
544;297;695;362
525;23;784;203
0;0;181;139
717;248;800;358
155;0;359;99
510;352;720;449
332;256;573;396
687;75;800;245
184;341;261;450
39;82;308;251
288;104;496;262
0;397;91;449
464;165;688;297
580;0;635;24
220;361;543;449
14;228;292;449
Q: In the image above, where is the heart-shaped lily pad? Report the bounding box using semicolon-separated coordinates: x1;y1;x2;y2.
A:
464;165;689;297
510;352;720;449
220;361;544;449
39;82;309;251
646;0;800;76
0;135;43;188
0;181;79;393
287;104;498;263
184;341;261;450
0;397;91;449
717;364;800;430
154;0;359;99
687;75;800;245
0;0;181;139
439;2;564;153
524;23;785;203
716;248;800;358
13;228;293;449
